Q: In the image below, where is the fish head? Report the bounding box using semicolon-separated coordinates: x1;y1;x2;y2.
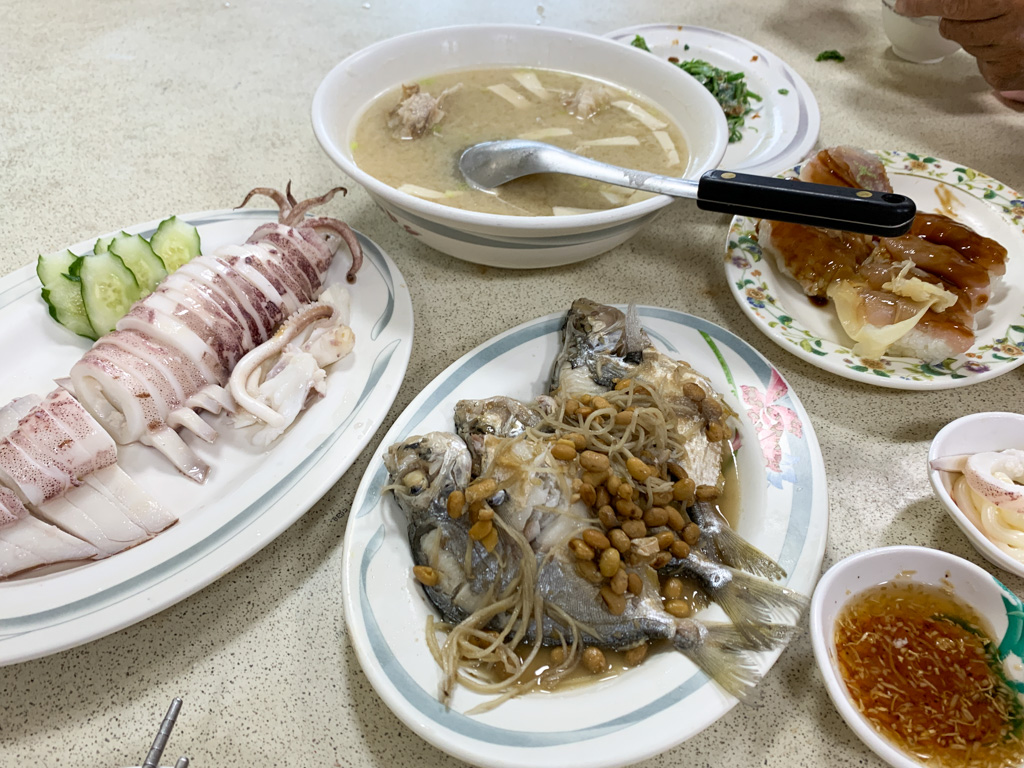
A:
549;299;651;396
454;396;559;474
383;432;471;516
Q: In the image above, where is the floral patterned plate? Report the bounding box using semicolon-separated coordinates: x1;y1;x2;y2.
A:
725;150;1024;390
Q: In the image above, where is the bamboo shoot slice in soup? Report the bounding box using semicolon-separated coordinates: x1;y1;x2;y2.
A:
350;67;690;216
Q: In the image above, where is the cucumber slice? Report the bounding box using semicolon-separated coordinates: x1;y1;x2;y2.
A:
37;249;96;339
94;235;114;254
150;216;201;272
69;252;141;337
109;232;168;295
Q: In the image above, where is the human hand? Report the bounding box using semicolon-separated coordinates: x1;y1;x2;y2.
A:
895;0;1024;91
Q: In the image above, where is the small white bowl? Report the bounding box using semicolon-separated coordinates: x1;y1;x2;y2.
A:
881;0;961;64
810;545;1024;768
929;411;1024;579
311;24;728;269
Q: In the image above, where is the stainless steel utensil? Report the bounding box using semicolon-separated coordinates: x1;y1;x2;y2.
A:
458;139;917;236
141;698;182;768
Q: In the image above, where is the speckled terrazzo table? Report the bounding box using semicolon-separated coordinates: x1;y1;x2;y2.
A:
2;1;1023;766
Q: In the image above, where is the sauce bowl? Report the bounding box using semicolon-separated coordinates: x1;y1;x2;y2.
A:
810;545;1024;768
929;411;1024;579
311;24;728;269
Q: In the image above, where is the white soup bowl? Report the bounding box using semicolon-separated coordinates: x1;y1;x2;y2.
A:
311;24;728;269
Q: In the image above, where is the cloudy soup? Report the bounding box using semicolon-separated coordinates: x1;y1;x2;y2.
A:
351;67;689;216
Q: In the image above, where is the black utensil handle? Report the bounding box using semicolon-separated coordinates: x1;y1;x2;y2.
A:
696;170;917;236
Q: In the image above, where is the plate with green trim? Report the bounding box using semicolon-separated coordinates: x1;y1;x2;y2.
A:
0;208;413;665
725;150;1024;390
341;304;827;768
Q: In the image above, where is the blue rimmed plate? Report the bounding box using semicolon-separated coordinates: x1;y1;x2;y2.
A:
725;151;1024;390
0;209;413;665
342;306;827;768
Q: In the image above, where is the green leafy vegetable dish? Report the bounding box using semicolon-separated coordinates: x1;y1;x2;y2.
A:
631;34;762;143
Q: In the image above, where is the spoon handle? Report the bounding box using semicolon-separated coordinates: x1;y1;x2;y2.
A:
696;170;917;236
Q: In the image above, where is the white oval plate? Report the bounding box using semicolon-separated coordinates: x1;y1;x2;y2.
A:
0;209;413;665
342;306;828;768
605;23;820;175
726;151;1024;389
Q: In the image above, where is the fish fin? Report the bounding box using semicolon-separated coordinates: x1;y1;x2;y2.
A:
623;303;647;361
696;621;798;650
705;524;787;581
673;621;790;701
689;502;788;581
711;569;808;647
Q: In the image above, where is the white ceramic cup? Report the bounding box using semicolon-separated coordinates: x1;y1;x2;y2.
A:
881;0;961;63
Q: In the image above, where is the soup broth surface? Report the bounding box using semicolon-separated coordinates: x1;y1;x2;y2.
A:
351;67;689;216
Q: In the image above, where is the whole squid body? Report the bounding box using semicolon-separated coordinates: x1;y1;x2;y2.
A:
68;186;363;482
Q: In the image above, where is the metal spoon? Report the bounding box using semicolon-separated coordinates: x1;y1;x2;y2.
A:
459;139;916;236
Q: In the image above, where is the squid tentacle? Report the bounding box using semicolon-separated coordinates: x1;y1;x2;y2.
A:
236;186;292;222
229;303;335;428
305;217;363;281
283;187;348;227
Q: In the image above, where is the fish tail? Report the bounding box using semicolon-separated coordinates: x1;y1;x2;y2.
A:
708;522;788;581
697;621;798;650
709;569;808;647
673;620;789;701
690;502;787;581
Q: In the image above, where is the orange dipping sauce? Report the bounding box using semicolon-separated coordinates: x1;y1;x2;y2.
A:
834;581;1024;768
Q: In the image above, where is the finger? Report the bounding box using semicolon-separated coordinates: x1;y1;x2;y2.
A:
978;57;1024;90
939;16;1013;45
895;0;1006;20
959;41;1001;56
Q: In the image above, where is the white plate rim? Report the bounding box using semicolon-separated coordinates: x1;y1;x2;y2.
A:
341;305;828;768
604;22;821;175
0;208;414;665
724;149;1024;390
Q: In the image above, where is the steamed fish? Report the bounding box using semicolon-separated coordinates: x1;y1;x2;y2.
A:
383;299;807;709
550;299;734;488
385;432;800;705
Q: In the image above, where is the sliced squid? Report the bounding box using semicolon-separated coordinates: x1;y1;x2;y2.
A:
0;486;28;527
68;186;363;482
0;387;176;570
34;490;149;557
0;395;42;435
0;515;98;578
